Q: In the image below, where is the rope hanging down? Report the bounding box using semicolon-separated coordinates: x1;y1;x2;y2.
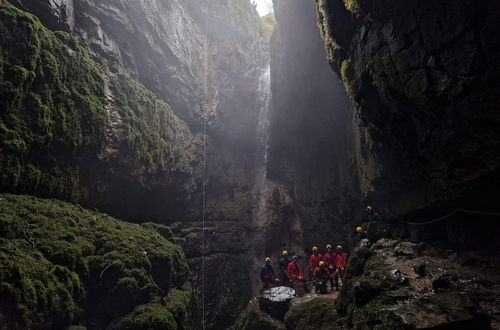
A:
202;0;208;329
385;207;500;226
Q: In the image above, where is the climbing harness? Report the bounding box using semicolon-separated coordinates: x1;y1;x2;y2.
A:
385;207;500;226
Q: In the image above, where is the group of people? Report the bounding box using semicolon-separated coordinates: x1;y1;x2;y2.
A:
260;244;349;294
259;206;381;293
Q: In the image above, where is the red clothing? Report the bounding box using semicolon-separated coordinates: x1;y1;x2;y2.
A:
336;252;348;268
308;253;324;269
286;261;303;280
323;252;337;267
313;266;330;282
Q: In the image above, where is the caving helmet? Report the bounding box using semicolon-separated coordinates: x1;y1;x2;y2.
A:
265;257;271;263
336;245;342;250
312;246;318;252
292;255;298;261
326;244;332;249
366;205;373;211
319;261;325;267
356;226;363;233
282;250;288;256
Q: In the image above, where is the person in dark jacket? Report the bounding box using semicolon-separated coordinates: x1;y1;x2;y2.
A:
313;261;330;294
279;250;291;285
356;226;368;242
260;257;276;289
364;205;382;222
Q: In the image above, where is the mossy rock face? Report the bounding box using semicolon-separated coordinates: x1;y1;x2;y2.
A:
0;2;199;220
232;300;283;330
0;193;191;329
284;298;340;330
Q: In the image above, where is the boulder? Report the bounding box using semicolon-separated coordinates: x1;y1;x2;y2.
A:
259;287;295;320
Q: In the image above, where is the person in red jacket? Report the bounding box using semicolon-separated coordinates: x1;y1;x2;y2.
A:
334;245;348;288
287;256;308;293
323;244;337;291
313;261;330;294
286;256;304;282
308;246;323;280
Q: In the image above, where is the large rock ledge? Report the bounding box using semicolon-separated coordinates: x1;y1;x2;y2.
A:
0;193;192;329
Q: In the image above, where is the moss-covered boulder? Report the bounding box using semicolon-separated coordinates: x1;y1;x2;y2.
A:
232;299;284;330
0;193;191;329
284;298;339;330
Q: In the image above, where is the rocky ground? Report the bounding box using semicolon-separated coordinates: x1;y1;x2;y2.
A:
232;237;499;330
368;238;500;328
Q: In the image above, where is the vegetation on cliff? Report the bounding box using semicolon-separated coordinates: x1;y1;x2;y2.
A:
0;193;191;329
0;1;198;207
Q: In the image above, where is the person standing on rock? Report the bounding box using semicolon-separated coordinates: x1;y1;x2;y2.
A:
356;226;369;243
308;246;323;280
334;245;348;288
260;257;276;290
313;261;330;294
279;250;291;285
323;244;337;291
364;205;382;222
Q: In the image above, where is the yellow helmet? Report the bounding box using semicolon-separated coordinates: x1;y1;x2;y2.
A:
336;245;342;250
356;226;363;233
282;250;288;256
265;257;271;262
312;246;318;252
326;244;332;249
319;261;325;267
366;205;373;211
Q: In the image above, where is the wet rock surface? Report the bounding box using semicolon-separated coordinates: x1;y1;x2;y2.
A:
259;287;295;320
171;220;253;329
335;238;499;329
314;0;500;243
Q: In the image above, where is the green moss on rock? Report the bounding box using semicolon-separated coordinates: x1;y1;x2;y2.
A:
284;298;340;330
232;300;283;330
0;2;198;206
0;193;191;329
0;2;107;199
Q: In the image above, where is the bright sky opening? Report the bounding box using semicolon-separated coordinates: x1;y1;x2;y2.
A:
252;0;273;16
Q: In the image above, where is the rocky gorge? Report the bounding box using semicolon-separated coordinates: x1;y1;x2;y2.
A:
1;0;499;329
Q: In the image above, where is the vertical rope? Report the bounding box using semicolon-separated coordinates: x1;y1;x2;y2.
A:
202;0;208;329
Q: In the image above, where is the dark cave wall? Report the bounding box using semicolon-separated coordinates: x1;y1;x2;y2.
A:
315;0;500;218
269;0;361;247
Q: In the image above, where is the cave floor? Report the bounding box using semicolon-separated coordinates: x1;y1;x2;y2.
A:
372;240;500;329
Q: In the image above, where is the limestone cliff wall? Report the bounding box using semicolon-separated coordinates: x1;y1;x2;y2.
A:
315;0;500;217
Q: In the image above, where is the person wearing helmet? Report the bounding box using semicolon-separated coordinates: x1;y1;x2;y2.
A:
356;226;368;242
323;244;337;291
260;257;276;290
279;250;291;285
334;245;348;288
287;256;307;293
364;205;382;222
313;260;330;294
308;246;324;280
